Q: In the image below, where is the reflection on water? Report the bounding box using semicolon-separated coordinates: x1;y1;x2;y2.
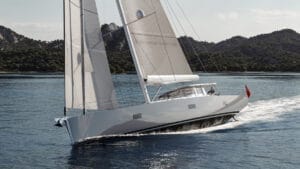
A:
68;136;181;169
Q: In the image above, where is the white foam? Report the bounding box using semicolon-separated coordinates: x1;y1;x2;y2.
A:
237;95;300;122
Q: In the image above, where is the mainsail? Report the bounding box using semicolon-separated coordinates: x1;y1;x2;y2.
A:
117;0;199;85
64;0;117;111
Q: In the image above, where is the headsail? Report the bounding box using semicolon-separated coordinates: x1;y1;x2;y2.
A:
117;0;199;85
64;0;117;111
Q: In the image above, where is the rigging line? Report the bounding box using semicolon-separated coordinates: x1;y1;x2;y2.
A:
150;0;176;80
167;0;206;72
165;0;207;72
165;0;186;39
163;0;192;74
208;54;221;72
163;0;181;36
174;0;221;72
174;0;202;45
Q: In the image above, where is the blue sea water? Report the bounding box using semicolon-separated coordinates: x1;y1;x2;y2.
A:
0;73;299;169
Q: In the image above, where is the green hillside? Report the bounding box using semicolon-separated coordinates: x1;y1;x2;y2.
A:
0;24;299;73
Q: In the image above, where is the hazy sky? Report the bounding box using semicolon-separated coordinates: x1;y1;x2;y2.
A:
0;0;300;42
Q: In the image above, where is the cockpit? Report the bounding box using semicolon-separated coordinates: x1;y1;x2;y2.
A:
154;83;218;101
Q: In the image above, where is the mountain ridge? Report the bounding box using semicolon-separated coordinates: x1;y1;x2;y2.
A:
0;24;299;73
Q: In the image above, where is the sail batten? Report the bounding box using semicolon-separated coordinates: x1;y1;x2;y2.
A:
118;0;195;85
65;0;117;111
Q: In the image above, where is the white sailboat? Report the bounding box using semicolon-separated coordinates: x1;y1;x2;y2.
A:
56;0;249;144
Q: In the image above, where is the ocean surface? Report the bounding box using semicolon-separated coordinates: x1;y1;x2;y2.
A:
0;72;299;169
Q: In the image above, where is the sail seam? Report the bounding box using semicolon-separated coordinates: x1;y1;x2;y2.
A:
69;0;80;8
84;9;98;15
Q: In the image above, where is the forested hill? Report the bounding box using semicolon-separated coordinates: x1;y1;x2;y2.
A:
0;24;300;73
179;29;300;71
0;26;63;72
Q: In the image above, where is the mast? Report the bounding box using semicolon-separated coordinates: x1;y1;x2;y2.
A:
80;0;86;115
116;0;151;103
63;0;66;116
69;0;75;109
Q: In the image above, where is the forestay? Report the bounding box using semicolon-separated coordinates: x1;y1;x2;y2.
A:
118;0;199;85
64;0;117;111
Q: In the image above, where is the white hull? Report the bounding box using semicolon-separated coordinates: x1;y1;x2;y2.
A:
60;0;250;145
63;95;248;144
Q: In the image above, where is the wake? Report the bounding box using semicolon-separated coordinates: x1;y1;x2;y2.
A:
160;95;300;135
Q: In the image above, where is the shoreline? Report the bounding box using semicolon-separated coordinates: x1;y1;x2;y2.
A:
0;71;64;75
0;71;299;75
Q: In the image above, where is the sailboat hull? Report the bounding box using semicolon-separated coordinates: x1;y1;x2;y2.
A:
64;95;248;144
